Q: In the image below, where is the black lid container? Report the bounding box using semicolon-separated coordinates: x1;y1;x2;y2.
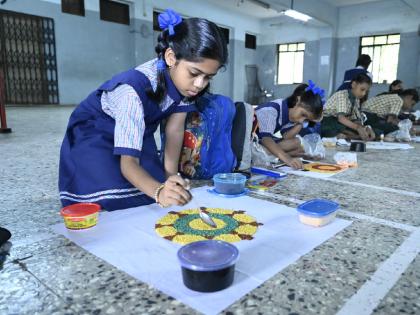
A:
177;240;239;292
350;141;366;152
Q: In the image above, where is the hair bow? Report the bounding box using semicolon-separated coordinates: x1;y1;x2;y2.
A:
158;9;182;36
306;80;325;104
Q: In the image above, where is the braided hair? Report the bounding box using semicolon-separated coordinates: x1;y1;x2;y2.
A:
147;16;228;103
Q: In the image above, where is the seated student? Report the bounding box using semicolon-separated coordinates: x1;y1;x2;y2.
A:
389;79;403;93
362;89;419;137
321;73;375;141
254;81;324;169
377;79;404;97
337;54;373;91
58;9;228;211
279;83;322;137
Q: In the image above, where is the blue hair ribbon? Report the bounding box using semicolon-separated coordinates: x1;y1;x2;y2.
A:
306;80;325;104
157;59;167;71
158;9;182;36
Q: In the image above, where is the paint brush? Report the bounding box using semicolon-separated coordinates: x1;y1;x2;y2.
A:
178;173;217;228
189;192;217;228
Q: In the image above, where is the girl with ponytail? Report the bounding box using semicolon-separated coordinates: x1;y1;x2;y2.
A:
59;9;228;211
254;80;325;169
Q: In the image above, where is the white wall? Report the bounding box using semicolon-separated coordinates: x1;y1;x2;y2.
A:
255;0;420;100
151;0;261;101
2;0;263;103
337;0;419;38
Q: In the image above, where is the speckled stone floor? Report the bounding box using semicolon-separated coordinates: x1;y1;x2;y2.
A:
1;106;419;315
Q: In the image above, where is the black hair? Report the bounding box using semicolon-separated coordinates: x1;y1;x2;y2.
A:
287;83;323;120
351;73;372;85
286;83;308;108
399;89;419;103
389;79;403;92
147;17;228;103
299;90;324;120
356;54;372;69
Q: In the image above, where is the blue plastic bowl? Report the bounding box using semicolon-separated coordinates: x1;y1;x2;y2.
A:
213;173;247;195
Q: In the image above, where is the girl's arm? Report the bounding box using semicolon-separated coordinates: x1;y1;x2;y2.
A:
164;112;187;177
282;123;303;139
261;137;302;169
120;155;191;207
337;114;361;131
337;114;368;139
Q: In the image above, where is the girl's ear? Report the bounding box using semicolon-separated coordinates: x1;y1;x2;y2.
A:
351;81;357;89
164;48;177;68
296;95;301;103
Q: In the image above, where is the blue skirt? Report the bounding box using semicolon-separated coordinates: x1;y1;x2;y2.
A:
59;104;165;211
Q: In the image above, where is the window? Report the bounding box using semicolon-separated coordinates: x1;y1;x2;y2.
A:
360;34;400;84
277;42;305;84
61;0;85;16
245;33;256;49
220;27;230;44
100;0;130;25
152;10;163;31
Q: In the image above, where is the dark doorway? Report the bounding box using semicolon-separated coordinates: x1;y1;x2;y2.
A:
0;9;59;104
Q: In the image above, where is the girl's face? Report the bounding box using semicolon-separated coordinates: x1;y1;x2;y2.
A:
351;82;370;99
289;103;319;124
165;49;220;98
402;95;415;111
391;83;403;91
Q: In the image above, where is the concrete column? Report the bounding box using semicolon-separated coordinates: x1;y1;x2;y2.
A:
131;0;155;66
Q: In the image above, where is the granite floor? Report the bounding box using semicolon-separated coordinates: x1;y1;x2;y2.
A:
0;106;419;315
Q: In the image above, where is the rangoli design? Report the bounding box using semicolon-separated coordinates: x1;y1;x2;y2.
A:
303;162;344;173
155;208;263;244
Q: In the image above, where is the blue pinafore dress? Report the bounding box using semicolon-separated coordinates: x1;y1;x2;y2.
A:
337;67;370;91
59;68;191;211
255;99;292;142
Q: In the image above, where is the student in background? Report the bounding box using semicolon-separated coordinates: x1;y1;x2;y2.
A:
389;80;403;93
362;89;419;137
254;81;324;169
337;54;373;92
280;83;322;137
377;79;404;96
321;73;375;141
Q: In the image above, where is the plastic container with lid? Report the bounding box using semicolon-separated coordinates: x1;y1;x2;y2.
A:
213;173;246;195
60;203;101;230
297;199;339;227
177;240;239;292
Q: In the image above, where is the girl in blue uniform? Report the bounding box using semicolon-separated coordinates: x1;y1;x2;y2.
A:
337;54;373;92
254;81;324;169
59;9;228;211
279;83;322;137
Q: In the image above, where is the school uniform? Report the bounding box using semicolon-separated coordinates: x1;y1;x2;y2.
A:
321;90;362;137
254;99;295;141
59;59;195;211
361;94;402;135
337;66;373;91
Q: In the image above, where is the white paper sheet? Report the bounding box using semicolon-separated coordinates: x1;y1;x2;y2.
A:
52;186;351;315
365;142;414;150
277;164;346;179
331;139;415;150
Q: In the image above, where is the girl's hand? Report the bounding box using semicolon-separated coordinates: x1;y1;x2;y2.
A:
183;164;196;177
286;157;303;170
365;126;376;141
357;126;369;141
158;175;191;207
